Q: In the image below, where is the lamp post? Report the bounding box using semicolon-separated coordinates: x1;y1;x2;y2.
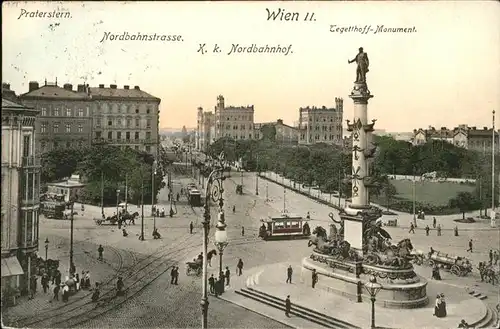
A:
364;275;382;329
116;189;120;218
255;155;259;195
492;110;496;227
214;210;228;293
44;238;49;261
266;183;269;202
201;152;226;329
140;180;145;241
152;160;157;229
69;199;75;275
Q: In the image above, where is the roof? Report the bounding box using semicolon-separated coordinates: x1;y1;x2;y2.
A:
2;97;38;116
89;87;160;101
2;98;26;108
47;180;86;188
21;85;88;100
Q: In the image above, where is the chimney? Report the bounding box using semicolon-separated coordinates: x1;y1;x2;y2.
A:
134;86;140;90
110;84;117;89
2;83;10;90
124;85;129;90
28;81;39;92
99;84;105;88
77;84;85;92
63;83;73;91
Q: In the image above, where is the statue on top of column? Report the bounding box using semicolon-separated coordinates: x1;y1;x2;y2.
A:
348;47;369;83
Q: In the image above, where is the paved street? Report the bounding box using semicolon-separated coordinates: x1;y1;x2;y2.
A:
5;170;498;328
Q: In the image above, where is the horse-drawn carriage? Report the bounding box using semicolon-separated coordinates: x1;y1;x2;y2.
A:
94;211;139;226
428;251;472;276
185;259;202;276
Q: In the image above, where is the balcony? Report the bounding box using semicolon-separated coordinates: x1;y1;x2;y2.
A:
22;156;41;168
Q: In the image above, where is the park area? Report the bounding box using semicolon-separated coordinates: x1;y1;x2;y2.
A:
390;179;475;206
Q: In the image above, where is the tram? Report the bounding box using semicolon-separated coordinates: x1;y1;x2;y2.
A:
188;189;202;207
258;214;311;241
41;201;66;219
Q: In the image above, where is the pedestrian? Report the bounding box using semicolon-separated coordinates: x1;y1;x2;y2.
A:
433;294;442;317
494;251;499;265
458;319;470;328
98;245;104;261
75;273;80;291
432;217;436;228
311;269;318;288
62;285;70;302
241;226;245;236
425;225;430;236
437;224;442;236
440;293;447;317
409;223;415;234
190;221;194;234
454;226;459;236
489;250;493;264
55;270;62;287
467;239;473;253
80;270;85;289
170;267;176;284
85;271;91;289
208;274;215;294
285;295;291;317
41;273;49;293
174;266;179;285
232;205;236;213
53;284;60;301
286;265;293;284
237;259;244;276
478;262;485;282
116;277;124;296
225;266;230;286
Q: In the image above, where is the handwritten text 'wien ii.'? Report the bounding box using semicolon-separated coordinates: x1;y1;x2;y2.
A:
266;8;316;22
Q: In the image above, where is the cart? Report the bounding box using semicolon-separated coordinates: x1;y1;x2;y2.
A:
429;251;472;276
185;261;202;276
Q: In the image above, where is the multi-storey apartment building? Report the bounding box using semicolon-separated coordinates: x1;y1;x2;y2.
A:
196;108;214;151
298;97;344;145
254;119;299;144
90;84;161;155
19;81;161;155
19;81;93;152
213;95;255;141
1;97;41;302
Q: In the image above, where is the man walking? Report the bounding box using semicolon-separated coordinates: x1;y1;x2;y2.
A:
237;259;244;276
41;273;49;293
174;266;179;285
286;265;293;284
437;224;442;236
170;267;176;284
467;239;473;253
425;225;430;236
494;251;499;265
98;245;104;261
312;269;318;288
190;222;194;234
409;223;415;234
285;295;291;317
53;284;60;301
241;226;245;236
489;250;493;264
433;217;436;228
225;266;231;286
208;274;215;294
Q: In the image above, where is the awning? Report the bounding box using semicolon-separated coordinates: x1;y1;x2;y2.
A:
1;256;24;277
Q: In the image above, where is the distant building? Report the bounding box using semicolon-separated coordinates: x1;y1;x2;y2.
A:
254;119;299;144
298;97;343;145
19;81;161;155
46;174;86;203
196;108;214;152
1;97;41;302
213;95;255;141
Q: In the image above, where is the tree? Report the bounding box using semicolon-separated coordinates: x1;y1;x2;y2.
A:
260;124;276;141
381;181;397;211
448;191;479;220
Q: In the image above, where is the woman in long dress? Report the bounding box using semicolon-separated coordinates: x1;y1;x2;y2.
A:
434;295;443;317
439;293;447;317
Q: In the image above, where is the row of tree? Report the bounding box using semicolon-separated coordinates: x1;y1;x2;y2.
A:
41;146;167;206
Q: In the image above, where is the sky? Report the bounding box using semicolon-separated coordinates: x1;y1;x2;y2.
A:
2;1;499;132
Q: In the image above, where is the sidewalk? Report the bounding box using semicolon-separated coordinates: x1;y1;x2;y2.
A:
221;262;488;329
3;234;122;325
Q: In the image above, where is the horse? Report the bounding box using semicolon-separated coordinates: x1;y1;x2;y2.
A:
308;226;328;247
122;212;139;225
207;249;217;267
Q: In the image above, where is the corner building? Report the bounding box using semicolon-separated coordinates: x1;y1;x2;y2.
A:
298;97;344;146
213;95;255;140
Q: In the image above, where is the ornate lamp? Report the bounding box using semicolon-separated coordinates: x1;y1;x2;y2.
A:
214;210;228;293
364;275;382;329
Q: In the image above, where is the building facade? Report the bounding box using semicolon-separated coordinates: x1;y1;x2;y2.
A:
20;81;93;153
196;108;214;152
298;97;344;145
19;81;161;155
90;84;161;155
254;119;299;144
213;95;255;141
1;98;41;303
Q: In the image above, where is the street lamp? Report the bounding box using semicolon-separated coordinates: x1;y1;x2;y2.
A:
44;238;49;261
201;151;226;329
364;275;382;329
255;155;259;196
152;160;157;229
214;210;228;293
116;189;120;218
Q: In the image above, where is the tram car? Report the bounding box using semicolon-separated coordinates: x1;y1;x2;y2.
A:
258;214;311;241
188;189;202;207
40;201;66;219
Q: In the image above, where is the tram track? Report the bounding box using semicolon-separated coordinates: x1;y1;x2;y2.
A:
14;231;195;328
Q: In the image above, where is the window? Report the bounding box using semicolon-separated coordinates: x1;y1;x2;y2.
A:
126;132;130;140
95;132;101;139
96;119;101;127
108;120;112;126
66;124;71;133
117;132;122;139
146;108;150;114
108;132;113;140
146;132;151;140
135;118;140;127
54;108;60;116
135;108;139;114
53;124;59;132
41;108;47;116
23;135;31;157
146;119;151;128
78;124;83;133
117;119;122;127
66;108;72;116
134;145;139;150
145;145;151;152
41;124;47;133
78;109;84;117
126;119;131;127
135;132;139;140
